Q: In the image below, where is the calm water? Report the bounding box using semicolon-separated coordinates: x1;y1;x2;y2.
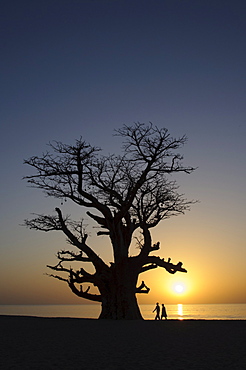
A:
0;304;245;320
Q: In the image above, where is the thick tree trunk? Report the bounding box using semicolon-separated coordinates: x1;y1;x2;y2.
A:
99;292;142;320
98;259;143;320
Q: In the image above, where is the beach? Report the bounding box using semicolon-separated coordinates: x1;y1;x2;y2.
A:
1;316;245;370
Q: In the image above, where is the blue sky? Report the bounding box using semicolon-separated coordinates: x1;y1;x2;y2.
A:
0;0;245;304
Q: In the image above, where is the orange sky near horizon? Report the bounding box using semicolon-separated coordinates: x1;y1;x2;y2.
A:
1;197;245;306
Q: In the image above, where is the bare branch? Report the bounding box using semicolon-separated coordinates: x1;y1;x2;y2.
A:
55;207;109;271
135;281;150;294
45;273;68;282
57;250;90;262
141;256;187;274
68;280;102;302
23;214;63;231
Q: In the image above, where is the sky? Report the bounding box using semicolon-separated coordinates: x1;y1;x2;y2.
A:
0;0;245;306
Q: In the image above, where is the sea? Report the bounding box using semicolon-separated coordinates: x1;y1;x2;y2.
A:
0;303;245;320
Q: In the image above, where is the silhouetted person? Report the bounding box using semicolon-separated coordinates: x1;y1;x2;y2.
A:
153;302;160;320
161;303;167;320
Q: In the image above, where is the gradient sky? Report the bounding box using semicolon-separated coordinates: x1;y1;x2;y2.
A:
1;0;245;305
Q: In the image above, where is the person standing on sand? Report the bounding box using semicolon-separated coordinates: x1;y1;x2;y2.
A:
153;302;160;320
161;304;167;320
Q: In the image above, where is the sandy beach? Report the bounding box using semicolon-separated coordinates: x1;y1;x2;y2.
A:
1;315;245;370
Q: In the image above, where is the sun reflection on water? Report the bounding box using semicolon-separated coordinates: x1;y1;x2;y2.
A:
178;303;183;320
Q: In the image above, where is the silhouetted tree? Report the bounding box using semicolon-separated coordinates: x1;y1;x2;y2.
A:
24;123;195;319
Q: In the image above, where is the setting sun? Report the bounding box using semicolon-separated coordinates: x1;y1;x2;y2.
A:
171;282;188;296
174;283;185;294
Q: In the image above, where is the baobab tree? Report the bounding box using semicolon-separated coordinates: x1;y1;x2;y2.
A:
24;123;195;319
